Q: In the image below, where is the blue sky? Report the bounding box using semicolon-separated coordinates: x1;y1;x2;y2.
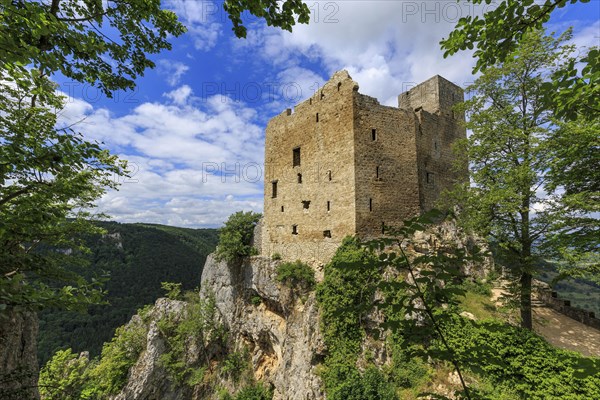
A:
56;0;600;228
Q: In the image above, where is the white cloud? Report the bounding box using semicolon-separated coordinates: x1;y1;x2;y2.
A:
62;88;266;227
166;0;224;51
157;60;190;86
232;1;490;105
164;85;193;105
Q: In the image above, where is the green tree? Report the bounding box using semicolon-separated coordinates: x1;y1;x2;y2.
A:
1;0;310;94
0;66;125;312
224;0;310;38
448;29;575;329
38;349;89;400
215;211;262;263
1;0;186;95
544;118;600;283
440;0;598;121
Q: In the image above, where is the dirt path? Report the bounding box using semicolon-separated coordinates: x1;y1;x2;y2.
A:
491;284;600;358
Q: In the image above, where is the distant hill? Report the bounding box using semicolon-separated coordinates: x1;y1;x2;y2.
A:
537;260;600;316
37;222;219;366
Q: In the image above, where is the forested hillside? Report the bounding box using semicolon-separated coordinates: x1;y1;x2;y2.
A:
37;222;218;365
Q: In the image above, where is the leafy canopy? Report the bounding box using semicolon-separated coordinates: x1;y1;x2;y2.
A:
275;260;315;291
447;29;596;328
224;0;310;38
0;66;126;311
1;0;186;95
215;211;262;263
440;0;598;120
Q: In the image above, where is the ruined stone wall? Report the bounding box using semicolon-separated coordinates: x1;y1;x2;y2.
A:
537;288;600;330
399;76;467;212
262;71;358;264
353;93;421;238
262;71;467;266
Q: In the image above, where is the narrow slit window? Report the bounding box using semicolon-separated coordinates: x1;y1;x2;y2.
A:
272;181;278;198
323;230;331;238
369;198;373;212
281;206;284;212
320;91;324;100
316;113;319;122
426;172;434;185
376;166;380;179
327;201;331;211
337;82;342;91
293;147;301;167
328;170;332;181
381;222;385;234
297;173;302;183
371;129;377;141
292;225;298;235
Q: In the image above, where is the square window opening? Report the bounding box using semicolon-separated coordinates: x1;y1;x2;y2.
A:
323;230;331;238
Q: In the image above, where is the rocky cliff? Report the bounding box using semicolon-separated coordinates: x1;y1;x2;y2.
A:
0;308;40;400
200;254;324;399
108;254;324;400
98;218;490;400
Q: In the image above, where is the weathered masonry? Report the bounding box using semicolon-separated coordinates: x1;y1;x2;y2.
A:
261;70;466;265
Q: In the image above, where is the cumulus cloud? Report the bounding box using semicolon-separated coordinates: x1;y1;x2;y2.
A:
157;60;190;86
232;0;491;105
63;88;266;227
164;85;193;105
166;0;224;51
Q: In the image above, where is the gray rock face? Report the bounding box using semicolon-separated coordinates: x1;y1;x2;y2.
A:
106;220;489;400
111;299;192;400
0;308;39;400
409;219;493;279
200;254;325;400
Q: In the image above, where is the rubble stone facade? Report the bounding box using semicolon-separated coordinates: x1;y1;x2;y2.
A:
261;70;466;265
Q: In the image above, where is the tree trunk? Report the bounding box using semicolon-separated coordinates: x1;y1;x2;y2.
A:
520;271;533;330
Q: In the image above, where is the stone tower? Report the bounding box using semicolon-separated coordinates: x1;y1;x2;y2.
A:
261;71;466;265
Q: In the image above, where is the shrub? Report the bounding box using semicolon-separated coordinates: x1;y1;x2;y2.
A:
459;278;492;297
39;349;90;400
158;289;224;386
161;281;183;300
276;260;316;291
220;350;248;383
271;253;282;260
251;296;262;306
316;237;398;398
437;315;600;399
82;322;147;398
234;383;273;400
215;211;262;263
218;382;272;400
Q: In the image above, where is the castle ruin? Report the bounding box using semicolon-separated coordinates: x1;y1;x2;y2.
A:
260;70;466;265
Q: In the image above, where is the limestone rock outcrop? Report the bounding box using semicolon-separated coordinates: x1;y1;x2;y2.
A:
200;254;324;400
0;309;40;400
112;299;191;400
